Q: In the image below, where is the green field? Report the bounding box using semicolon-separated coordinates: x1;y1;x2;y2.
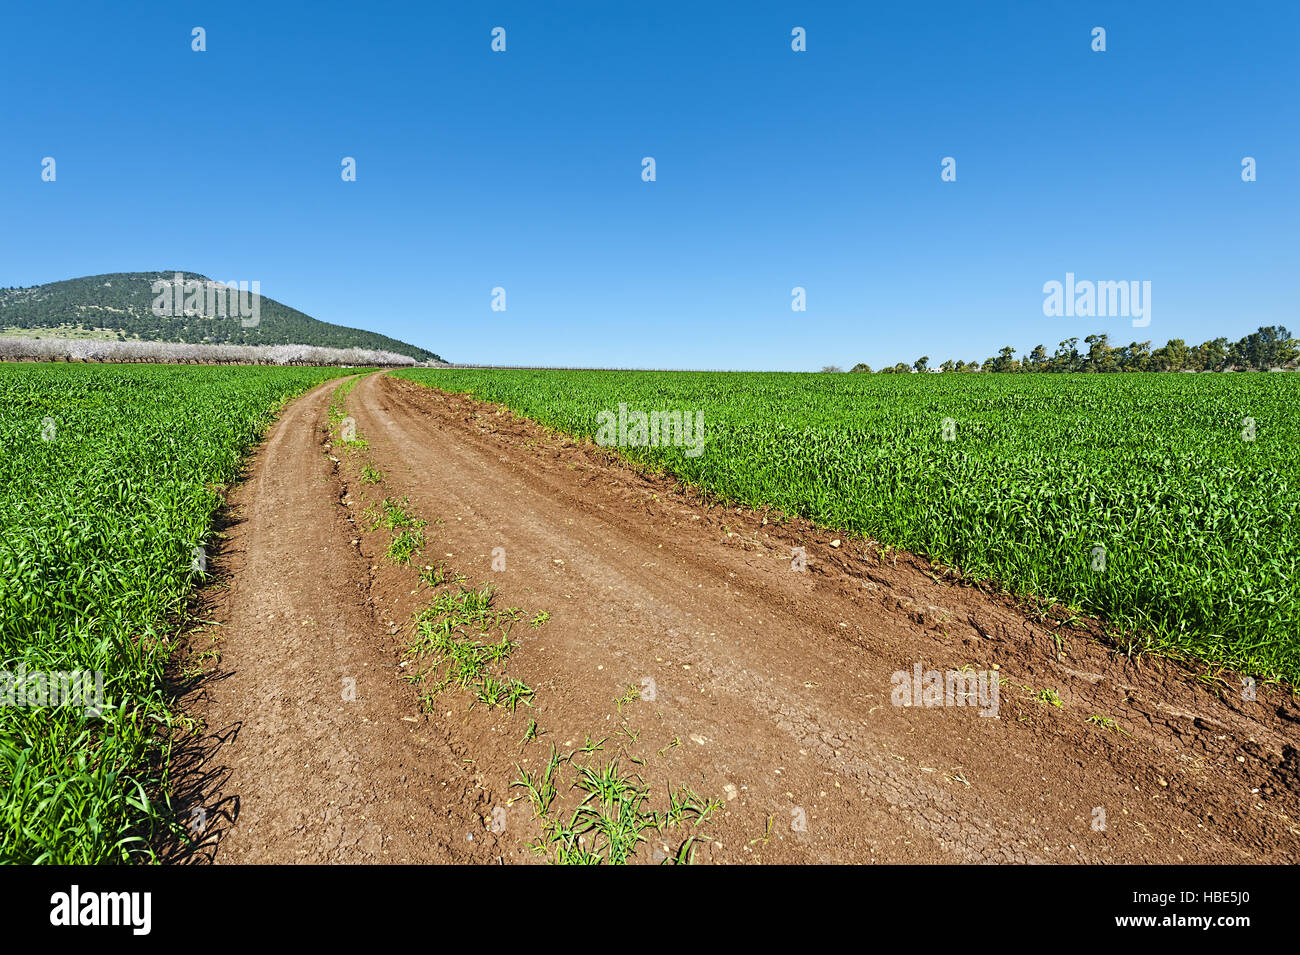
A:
397;369;1300;684
6;363;1295;864
0;363;347;863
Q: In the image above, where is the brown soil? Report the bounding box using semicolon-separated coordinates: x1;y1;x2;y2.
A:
175;372;1300;864
173;379;495;863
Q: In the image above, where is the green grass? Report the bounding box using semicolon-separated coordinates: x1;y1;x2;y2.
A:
419;561;466;589
0;362;349;862
512;748;721;865
395;368;1300;684
386;528;424;564
406;585;533;712
326;374;364;426
360;494;427;565
365;496;425;532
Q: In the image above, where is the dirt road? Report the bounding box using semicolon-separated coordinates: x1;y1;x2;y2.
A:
178;379;493;863
179;372;1300;863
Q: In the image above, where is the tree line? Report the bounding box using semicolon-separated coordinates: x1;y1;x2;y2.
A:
0;336;431;367
849;326;1297;374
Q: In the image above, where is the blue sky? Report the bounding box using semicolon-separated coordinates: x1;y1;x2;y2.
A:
1;1;1295;370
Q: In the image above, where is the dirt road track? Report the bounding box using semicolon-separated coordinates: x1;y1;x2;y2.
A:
179;372;1300;863
179;379;492;863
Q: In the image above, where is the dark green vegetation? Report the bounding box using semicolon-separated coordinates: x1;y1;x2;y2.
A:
858;325;1297;374
0;272;440;362
406;585;535;713
0;363;348;862
398;368;1300;684
513;747;721;864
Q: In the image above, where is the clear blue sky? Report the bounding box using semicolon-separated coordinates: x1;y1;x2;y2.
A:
1;1;1295;370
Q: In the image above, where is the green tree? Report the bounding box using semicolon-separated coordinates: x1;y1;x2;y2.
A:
1236;325;1299;369
1151;338;1190;371
1084;334;1116;372
985;346;1018;373
1193;337;1229;371
1053;338;1081;373
1115;340;1151;372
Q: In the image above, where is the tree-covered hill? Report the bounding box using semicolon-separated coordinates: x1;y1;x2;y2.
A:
0;272;442;363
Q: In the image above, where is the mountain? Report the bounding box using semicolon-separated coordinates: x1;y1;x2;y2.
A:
0;272;441;363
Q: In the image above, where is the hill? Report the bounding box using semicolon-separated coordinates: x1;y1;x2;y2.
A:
0;272;441;363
